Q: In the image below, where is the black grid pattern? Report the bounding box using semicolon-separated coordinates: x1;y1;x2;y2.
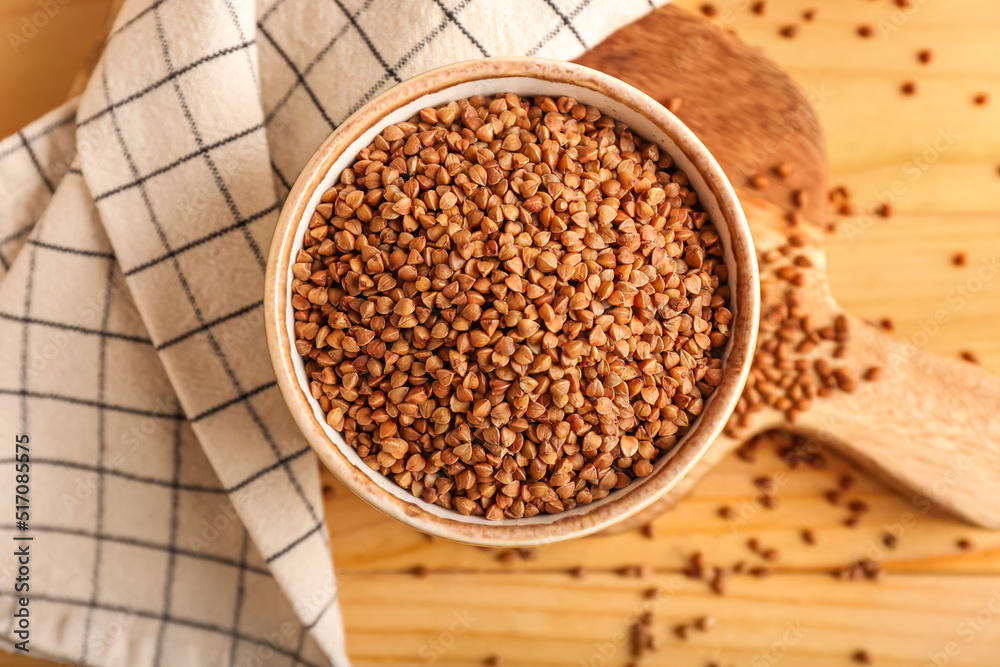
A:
0;522;267;575
65;0;339;662
259;0;660;191
0;163;329;666
0;591;326;667
526;0;600;56
77;249;117;664
0;0;667;664
0;102;77;278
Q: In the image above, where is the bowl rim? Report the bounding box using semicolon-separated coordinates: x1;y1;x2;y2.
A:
265;56;759;546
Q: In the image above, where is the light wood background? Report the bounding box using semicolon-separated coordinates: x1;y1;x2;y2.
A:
1;0;999;665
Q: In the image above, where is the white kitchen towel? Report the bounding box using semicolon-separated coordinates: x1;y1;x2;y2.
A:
0;0;666;665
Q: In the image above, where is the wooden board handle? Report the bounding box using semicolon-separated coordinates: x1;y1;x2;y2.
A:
799;316;1000;527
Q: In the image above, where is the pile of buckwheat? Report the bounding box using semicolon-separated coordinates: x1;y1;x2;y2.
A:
291;93;733;520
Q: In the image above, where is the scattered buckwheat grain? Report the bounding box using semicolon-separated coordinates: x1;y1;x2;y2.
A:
852;649;873;664
959;350;980;364
792;189;807;209
863;366;883;382
630;611;656;659
838;559;881;581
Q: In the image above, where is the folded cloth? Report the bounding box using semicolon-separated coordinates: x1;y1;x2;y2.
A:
0;0;666;664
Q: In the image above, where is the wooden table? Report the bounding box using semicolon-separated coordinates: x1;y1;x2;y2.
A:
2;0;999;665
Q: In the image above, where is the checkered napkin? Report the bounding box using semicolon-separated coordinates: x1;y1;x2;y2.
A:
0;0;666;664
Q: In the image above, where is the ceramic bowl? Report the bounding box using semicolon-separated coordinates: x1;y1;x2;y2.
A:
265;57;759;546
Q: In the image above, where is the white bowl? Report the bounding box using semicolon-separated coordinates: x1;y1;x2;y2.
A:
265;57;759;546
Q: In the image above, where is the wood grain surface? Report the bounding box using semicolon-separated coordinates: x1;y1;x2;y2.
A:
2;0;1000;666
